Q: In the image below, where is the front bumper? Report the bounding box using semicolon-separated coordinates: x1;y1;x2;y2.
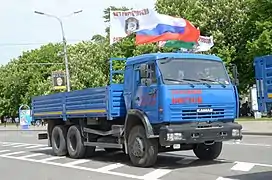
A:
159;122;242;146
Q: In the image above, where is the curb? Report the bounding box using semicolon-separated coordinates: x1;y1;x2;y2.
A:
242;131;272;136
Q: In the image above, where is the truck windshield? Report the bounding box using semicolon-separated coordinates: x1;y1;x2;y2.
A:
157;58;230;85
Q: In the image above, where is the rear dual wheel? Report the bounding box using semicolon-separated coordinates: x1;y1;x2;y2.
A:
51;125;67;156
51;125;96;158
66;125;96;158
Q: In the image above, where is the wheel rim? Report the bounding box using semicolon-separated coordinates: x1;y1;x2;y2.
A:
69;133;77;152
131;137;145;157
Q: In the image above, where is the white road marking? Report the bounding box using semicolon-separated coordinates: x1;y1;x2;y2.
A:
19;153;43;159
96;163;124;171
39;156;65;162
0;154;147;179
235;161;272;168
231;162;255;172
216;177;236;180
13;144;32;148
25;145;47;149
0;141;46;147
64;159;90;166
38;147;51;150
0;150;10;153
142;169;172;180
224;141;271;147
0;151;25;156
2;143;24;146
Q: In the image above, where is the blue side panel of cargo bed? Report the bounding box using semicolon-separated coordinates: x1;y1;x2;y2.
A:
65;87;108;118
254;55;272;112
32;93;64;119
32;84;126;121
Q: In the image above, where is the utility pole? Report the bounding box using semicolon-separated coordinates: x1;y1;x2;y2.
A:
34;10;83;92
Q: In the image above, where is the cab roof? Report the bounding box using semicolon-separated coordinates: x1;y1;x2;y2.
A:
126;52;222;66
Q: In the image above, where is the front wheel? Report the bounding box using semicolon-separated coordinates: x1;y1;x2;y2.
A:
128;125;158;167
193;142;222;160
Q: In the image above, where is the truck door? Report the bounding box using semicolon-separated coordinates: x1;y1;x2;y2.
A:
132;62;159;124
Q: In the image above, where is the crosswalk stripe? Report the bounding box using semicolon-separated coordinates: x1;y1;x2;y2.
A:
97;163;124;171
39;156;65;162
0;151;25;156
216;177;236;180
64;159;90;166
13;144;31;148
142;169;172;180
2;143;23;146
231;162;255;172
0;150;10;153
38;147;51;150
25;145;47;149
19;153;43;158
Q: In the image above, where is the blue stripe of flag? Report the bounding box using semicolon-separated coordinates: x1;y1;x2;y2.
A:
136;24;185;36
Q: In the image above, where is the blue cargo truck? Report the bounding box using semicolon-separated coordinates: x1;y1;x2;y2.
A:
254;55;272;116
33;52;242;167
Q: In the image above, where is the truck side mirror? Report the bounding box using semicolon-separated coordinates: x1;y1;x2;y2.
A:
140;64;148;78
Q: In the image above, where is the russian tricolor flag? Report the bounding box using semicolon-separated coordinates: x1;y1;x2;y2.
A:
135;13;200;45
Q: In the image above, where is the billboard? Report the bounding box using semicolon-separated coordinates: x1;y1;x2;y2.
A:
19;109;32;126
52;71;66;90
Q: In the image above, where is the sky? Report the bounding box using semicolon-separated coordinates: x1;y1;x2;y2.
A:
0;0;156;65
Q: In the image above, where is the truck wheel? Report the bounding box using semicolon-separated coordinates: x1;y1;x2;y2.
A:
67;125;86;159
51;125;67;156
193;142;222;160
128;125;158;167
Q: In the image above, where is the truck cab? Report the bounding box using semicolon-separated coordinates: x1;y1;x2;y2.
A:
123;53;242;165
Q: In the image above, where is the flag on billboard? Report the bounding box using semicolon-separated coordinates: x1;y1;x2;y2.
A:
110;8;200;45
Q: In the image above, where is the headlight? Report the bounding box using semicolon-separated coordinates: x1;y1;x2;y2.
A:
232;129;241;136
167;133;183;141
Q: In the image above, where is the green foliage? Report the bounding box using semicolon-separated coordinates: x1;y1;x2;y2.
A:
0;2;271;117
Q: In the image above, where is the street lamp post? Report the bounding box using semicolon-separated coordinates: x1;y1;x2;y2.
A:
34;10;83;92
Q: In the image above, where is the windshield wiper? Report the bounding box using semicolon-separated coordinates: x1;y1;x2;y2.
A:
182;78;211;88
160;57;174;64
164;78;195;88
199;78;226;88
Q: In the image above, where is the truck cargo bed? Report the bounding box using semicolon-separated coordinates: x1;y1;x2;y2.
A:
32;84;126;120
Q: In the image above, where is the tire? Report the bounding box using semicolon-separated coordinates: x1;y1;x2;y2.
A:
51;125;67;156
128;125;158;167
193;142;222;160
67;125;87;159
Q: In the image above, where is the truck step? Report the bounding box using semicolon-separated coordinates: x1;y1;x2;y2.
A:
84;142;123;149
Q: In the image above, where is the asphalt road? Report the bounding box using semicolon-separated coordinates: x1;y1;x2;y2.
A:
0;131;271;180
